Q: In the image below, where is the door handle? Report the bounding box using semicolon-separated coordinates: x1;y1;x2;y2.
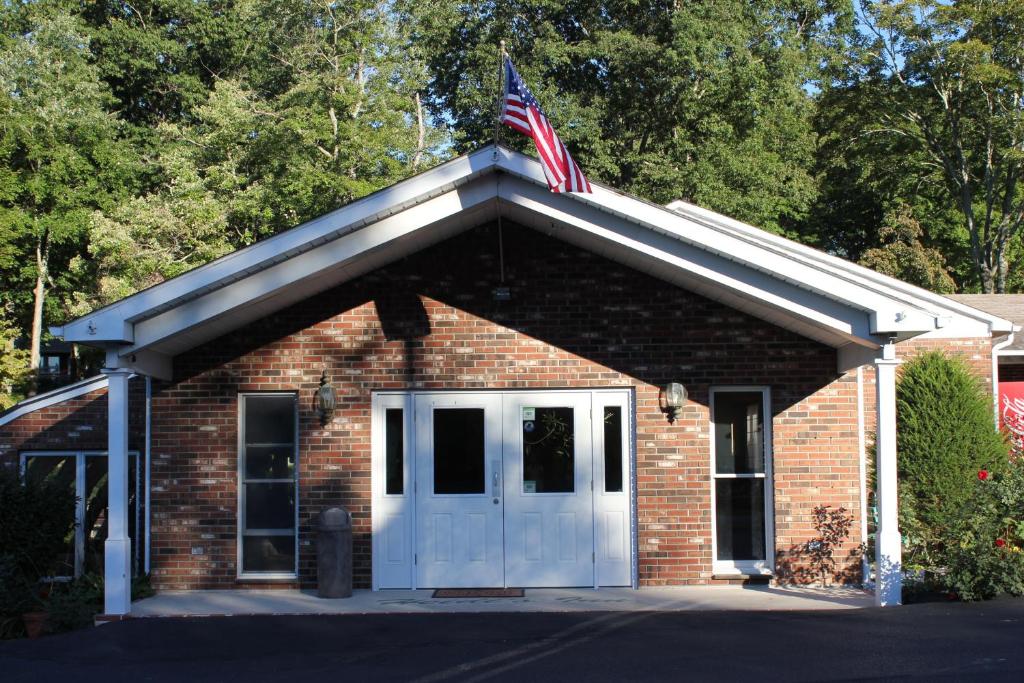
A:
492;461;500;503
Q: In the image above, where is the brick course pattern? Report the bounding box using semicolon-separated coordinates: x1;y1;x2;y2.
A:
0;378;146;467
148;222;864;590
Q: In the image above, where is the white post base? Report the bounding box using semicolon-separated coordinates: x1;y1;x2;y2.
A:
874;528;902;607
104;537;132;615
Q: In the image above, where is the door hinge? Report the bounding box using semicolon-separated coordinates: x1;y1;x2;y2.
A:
414;553;418;565
592;552;595;563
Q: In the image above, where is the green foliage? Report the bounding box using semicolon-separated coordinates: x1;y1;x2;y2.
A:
0;318;30;408
0;465;77;638
44;574;104;634
859;203;956;293
896;352;1010;575
935;459;1024;601
851;0;1024;292
412;0;854;239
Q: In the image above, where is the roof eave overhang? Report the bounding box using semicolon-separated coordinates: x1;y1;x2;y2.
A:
53;145;962;378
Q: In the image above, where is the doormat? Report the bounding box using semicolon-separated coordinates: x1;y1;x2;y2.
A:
432;588;525;598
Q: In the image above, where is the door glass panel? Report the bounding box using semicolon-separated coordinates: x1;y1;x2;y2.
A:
433;408;485;494
715;478;766;561
522;406;574;493
245;482;296;529
22;456;76;577
242;535;296;573
713;392;765;474
385;408;404;495
603;406;623;493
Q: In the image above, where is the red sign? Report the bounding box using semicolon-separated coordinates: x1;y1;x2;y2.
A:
1000;381;1024;453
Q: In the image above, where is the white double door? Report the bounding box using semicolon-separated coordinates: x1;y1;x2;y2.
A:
414;392;601;588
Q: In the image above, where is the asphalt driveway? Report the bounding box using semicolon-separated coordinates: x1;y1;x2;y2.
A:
2;599;1023;682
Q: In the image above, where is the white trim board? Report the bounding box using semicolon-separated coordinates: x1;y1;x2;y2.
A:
0;375;110;427
50;145;1015;376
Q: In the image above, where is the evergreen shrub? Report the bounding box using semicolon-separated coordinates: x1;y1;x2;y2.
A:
895;351;1012;594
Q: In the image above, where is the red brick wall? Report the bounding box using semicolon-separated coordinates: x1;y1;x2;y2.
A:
0;378;146;469
149;221;864;589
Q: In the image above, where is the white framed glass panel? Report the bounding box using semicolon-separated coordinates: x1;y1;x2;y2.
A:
20;451;141;579
710;388;773;574
385;408;404;495
521;406;575;494
433;408;485;494
239;393;298;577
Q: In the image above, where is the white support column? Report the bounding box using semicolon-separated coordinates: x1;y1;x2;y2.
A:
874;343;902;607
103;368;133;615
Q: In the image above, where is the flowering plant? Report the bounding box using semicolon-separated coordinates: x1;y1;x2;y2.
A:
939;457;1024;600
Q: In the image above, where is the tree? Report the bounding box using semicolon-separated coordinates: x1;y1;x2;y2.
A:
73;0;444;308
859;202;956;292
411;1;855;239
0;5;130;376
857;0;1024;292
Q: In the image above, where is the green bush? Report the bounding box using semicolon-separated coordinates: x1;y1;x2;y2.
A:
896;352;1010;574
0;466;77;638
939;459;1024;600
45;574;103;633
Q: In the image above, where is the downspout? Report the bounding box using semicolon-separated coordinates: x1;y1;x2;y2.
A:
856;365;870;587
992;332;1015;428
144;375;152;575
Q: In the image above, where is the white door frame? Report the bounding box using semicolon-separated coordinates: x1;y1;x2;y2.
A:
371;388;635;590
708;386;775;576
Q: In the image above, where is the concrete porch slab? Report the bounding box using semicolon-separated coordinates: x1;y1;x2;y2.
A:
131;585;873;617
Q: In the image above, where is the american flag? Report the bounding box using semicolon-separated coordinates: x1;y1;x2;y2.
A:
501;56;592;194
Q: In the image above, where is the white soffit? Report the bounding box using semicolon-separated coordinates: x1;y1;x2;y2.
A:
53;144;1009;364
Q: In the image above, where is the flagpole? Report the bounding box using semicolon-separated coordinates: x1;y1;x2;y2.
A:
494;40;506;291
493;40;506;160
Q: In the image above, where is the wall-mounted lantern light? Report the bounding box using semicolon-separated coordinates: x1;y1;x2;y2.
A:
316;369;337;425
660;382;687;423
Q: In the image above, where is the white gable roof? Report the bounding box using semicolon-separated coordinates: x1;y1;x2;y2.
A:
52;144;1015;380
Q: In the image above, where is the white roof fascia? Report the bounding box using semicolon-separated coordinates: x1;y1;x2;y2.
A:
122;179;497;355
56;147;500;344
498;177;877;345
493;151;932;337
666;199;1015;335
0;375;109;427
55;144;967;356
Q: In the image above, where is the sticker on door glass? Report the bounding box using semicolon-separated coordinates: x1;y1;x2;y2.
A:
522;407;536;420
523;480;537;493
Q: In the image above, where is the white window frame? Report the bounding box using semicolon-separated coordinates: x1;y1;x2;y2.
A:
19;450;141;580
709;386;775;576
237;392;300;580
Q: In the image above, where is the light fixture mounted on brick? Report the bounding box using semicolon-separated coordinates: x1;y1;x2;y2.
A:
316;369;337;425
660;382;687;423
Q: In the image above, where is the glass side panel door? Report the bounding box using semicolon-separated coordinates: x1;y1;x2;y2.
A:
712;389;772;573
414;393;504;588
502;392;595;587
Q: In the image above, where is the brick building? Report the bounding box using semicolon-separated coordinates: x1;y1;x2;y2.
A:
1;146;1016;613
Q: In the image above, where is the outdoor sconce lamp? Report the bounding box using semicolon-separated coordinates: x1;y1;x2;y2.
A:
316;369;337;425
660;382;687;424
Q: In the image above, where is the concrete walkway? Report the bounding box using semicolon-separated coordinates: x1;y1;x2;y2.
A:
131;585;873;617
